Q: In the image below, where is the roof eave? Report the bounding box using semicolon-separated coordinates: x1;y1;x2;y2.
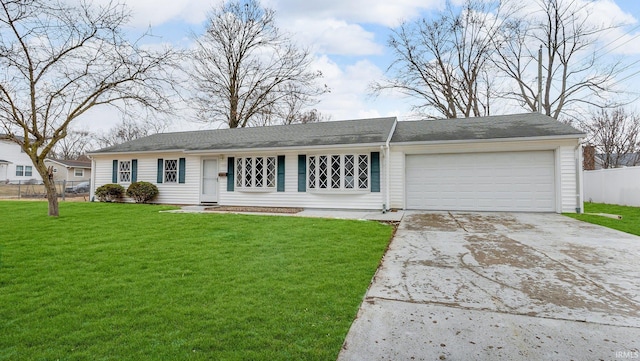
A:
87;148;187;156
87;142;389;156
184;142;388;154
391;133;586;146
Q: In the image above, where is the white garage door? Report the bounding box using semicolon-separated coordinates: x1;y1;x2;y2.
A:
406;151;555;212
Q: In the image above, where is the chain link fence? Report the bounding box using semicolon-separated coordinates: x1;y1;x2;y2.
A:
0;180;90;199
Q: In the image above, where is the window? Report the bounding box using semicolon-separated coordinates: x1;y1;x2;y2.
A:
24;166;32;177
307;154;369;190
119;161;131;182
74;168;84;177
16;165;23;177
164;159;178;183
235;156;277;189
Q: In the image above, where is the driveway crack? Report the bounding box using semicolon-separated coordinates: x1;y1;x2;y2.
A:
448;211;467;232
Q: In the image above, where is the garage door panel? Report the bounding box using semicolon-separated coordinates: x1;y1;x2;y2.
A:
406;151;555;212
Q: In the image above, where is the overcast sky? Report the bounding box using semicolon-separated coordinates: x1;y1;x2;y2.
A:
75;0;640;133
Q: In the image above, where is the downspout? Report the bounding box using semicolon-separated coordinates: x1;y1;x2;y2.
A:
575;142;583;214
382;118;398;213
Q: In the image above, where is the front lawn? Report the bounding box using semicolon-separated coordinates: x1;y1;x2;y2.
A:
566;202;640;236
0;201;393;361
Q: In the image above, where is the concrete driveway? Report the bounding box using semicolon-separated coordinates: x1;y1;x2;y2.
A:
338;212;640;360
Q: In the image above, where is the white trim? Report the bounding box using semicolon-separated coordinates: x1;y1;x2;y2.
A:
576;144;584;213
87;149;186;156
88;142;388;157
391;134;585;147
185;142;387;155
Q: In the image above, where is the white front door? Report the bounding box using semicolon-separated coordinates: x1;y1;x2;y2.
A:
201;159;218;203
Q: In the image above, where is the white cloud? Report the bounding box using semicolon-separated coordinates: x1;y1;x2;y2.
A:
287;18;383;55
81;0;211;28
312;57;414;120
265;0;442;27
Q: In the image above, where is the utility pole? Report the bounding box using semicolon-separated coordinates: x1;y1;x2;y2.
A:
538;44;543;114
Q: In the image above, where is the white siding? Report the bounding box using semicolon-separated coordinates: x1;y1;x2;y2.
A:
557;145;581;213
0;140;43;183
220;149;385;210
92;147;386;210
92;153;201;204
388;150;404;209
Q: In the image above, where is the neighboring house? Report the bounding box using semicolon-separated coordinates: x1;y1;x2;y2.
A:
44;159;92;183
594;153;640;169
0;134;43;184
583;145;640;170
88;113;586;213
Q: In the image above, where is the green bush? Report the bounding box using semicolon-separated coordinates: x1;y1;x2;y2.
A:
94;183;125;202
126;182;159;204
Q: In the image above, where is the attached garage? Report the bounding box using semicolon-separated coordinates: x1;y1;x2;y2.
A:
405;151;555;212
390;113;586;213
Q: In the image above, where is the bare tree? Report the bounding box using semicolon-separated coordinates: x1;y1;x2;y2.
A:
51;130;93;160
372;0;506;119
495;0;625;119
0;0;181;216
191;0;326;128
251;83;331;126
95;117;171;148
582;108;640;169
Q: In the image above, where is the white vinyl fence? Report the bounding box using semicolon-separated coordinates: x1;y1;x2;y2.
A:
583;167;640;206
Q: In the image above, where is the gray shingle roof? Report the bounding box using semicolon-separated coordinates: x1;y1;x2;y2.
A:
90;113;585;155
46;159;92;168
91;117;397;154
391;113;585;143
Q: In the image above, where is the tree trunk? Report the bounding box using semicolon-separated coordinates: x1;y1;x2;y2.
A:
45;178;59;217
34;158;59;217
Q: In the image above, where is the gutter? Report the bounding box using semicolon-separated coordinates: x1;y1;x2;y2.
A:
87;142;390;157
391;133;587;147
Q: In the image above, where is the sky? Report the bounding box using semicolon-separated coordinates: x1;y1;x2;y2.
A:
75;0;640;133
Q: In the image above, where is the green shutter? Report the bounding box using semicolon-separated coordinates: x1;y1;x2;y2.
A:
227;157;234;192
371;152;380;192
157;159;163;183
277;155;285;192
178;158;186;184
131;159;138;182
298;155;306;192
112;160;118;183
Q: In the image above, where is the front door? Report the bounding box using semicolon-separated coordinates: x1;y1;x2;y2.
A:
201;159;218;203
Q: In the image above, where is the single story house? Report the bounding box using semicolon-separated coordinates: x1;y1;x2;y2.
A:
44;159;92;183
0;134;43;184
88;113;586;213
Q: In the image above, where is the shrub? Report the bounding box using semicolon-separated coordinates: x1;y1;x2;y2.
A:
126;181;159;203
94;183;125;202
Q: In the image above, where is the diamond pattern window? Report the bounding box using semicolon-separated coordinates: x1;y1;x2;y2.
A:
164;159;178;183
236;157;277;189
307;154;369;191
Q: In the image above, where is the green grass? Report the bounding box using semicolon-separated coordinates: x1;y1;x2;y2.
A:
566;202;640;236
0;201;393;361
